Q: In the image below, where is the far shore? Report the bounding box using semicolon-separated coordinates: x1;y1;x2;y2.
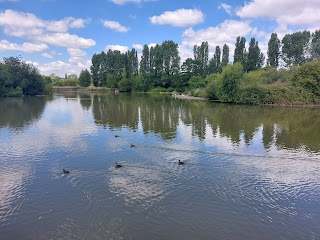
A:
51;86;320;109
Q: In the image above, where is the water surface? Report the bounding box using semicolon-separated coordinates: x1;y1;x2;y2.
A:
0;93;320;240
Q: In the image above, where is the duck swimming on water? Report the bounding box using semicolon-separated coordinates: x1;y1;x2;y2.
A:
115;135;120;138
115;162;123;168
178;160;184;165
130;143;136;148
63;169;70;174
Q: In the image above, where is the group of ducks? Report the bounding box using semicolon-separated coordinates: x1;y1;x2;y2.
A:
62;135;184;174
115;159;184;169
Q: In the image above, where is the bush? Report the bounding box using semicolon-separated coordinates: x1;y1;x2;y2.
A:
191;88;206;97
237;86;269;104
292;61;320;96
150;87;174;93
204;74;219;100
188;76;206;89
217;62;244;102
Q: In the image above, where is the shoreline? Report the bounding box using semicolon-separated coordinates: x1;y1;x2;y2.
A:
51;86;320;109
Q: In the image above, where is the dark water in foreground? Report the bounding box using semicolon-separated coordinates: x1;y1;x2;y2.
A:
0;93;320;240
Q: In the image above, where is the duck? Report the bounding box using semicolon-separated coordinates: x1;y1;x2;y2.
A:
63;169;70;174
115;135;120;138
115;162;123;168
130;143;136;148
178;160;185;165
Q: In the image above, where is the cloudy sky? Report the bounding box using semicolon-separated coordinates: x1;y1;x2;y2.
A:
0;0;319;76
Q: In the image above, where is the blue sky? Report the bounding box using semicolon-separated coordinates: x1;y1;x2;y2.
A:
0;0;319;76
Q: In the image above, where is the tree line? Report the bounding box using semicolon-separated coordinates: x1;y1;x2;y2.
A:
85;29;320;93
1;29;319;104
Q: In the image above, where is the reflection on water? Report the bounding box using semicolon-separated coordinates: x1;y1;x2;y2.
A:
0;93;319;240
0;97;47;129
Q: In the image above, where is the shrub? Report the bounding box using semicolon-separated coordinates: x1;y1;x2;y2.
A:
292;61;320;96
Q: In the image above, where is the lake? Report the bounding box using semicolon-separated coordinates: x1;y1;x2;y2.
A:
0;93;320;240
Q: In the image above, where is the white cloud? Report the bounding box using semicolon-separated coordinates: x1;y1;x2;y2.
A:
29;59;91;77
0;40;48;53
106;44;129;53
102;20;129;32
46;17;87;32
0;9;44;37
150;9;204;27
237;0;320;29
178;44;193;63
111;0;155;5
218;3;232;15
0;9;88;37
132;44;143;50
69;18;87;28
67;48;87;63
181;20;254;61
111;0;140;5
38;33;95;48
67;48;87;57
182;20;252;48
41;53;53;59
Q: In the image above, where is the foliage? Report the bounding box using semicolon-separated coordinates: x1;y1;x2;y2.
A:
247;38;264;72
204;74;219;100
118;71;132;92
234;37;247;68
193;42;209;76
0;57;46;97
267;33;280;67
188;76;206;89
79;69;91;87
311;30;320;61
208;46;221;74
282;31;310;66
149;87;174;93
221;44;230;68
292;61;320;96
190;88;206;97
217;62;244;102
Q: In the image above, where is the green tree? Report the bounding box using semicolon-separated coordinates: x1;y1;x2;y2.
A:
162;40;180;76
193;41;209;76
247;38;264;72
234;37;247;67
221;44;229;68
208;46;221;74
79;69;91;87
118;70;132;92
282;30;311;66
267;33;280;67
140;44;150;77
0;57;45;96
91;53;102;87
311;30;320;61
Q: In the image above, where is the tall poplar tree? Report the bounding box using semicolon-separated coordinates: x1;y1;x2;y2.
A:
208;46;221;74
221;44;229;68
267;33;280;67
193;41;209;76
247;38;264;72
140;44;150;76
233;37;247;68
